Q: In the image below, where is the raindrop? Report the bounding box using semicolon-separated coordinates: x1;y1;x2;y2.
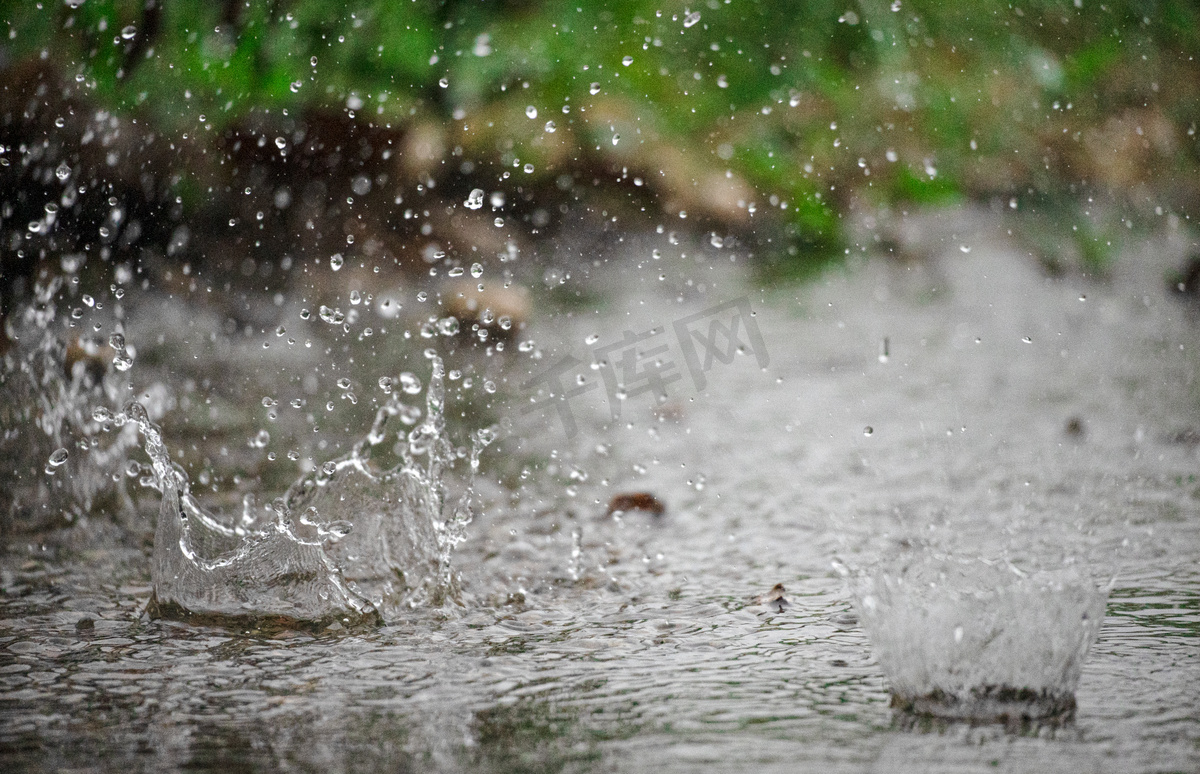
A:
336;377;352;390
684;11;701;27
525;105;538;119
470;262;484;278
544;120;556;133
1022;336;1033;344
590;82;601;95
47;448;70;473
448;267;465;277
438;77;449;88
523;163;534;174
464;188;485;210
863;426;874;436
329;253;344;271
483;380;497;394
120;25;136;39
622;56;633;66
494;217;505;227
437;316;460;336
959;245;971;254
55;162;71;181
290;81;302;93
612;133;620;146
318;305;345;324
275;136;286;149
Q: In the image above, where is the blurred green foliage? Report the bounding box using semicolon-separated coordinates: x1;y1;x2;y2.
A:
3;0;1199;270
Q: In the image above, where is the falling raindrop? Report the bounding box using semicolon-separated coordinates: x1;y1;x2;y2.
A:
863;427;874;436
590;82;601;95
464;188;485;210
612;133;620;146
46;448;70;475
622;55;634;66
120;25;136;39
684;11;701;27
470;262;484;278
544;120;556;133
330;253;344;271
525;105;538;119
55;162;71;181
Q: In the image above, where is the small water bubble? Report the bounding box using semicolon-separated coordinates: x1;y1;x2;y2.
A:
494;217;505;227
470;262;484;278
483;380;497;394
290;398;305;409
525;105;538;119
28;221;42;234
275;136;287;149
262;396;277;408
523;163;534;174
336;377;352;390
438;316;460;336
416;290;429;302
590;82;601;95
863;426;874;436
300;308;311;320
322;461;337;475
92;406;112;423
438;77;449;88
585;333;600;345
120;25;136;39
611;133;620;146
378;376;395;393
622;55;633;66
684;10;701;27
329;253;344;271
55;162;71;181
464;188;485;210
1022;336;1032;344
544;120;556;133
349;290;362;305
46;448;70;474
959;245;971;254
290;81;302;93
287;450;300;461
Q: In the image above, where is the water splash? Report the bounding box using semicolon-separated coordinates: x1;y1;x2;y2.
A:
1;276;142;534
837;552;1108;723
120;353;493;630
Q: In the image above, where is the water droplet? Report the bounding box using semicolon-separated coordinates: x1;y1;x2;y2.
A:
120;25;137;39
318;306;345;324
378;376;395;393
612;133;620;146
336;377;352;390
959;245;971;254
400;372;422;394
290;80;302;93
684;11;701;27
585;333;600;345
525;105;538;119
622;55;633;66
523;163;534;174
448;267;464;277
483;380;497;394
863;426;874;436
710;233;724;248
544;120;556;133
275;136;286;149
590;82;601;95
46;448;70;474
438;316;460;336
438;77;449;88
470;262;484;278
494;217;505;227
464;188;485;210
108;333;126;352
1022;336;1032;344
55;162;71;181
262;396;277;408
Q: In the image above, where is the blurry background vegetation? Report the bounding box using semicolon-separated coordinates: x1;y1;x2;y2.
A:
2;0;1199;303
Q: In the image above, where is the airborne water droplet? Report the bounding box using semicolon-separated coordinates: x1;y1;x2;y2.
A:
55;162;71;181
590;82;601;95
120;25;137;39
464;188;485;210
525;105;538;119
46;448;70;474
470;262;484;278
863;426;874;436
684;11;701;27
330;253;344;271
622;55;633;66
544;120;556;133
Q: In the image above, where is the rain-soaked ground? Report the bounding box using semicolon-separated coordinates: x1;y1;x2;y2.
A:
1;207;1197;772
